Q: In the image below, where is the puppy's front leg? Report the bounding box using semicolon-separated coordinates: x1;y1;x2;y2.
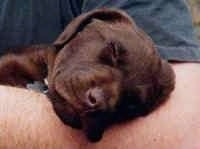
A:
0;45;58;87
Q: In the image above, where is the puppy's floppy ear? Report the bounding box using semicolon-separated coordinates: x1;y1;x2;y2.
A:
54;8;135;48
115;59;175;121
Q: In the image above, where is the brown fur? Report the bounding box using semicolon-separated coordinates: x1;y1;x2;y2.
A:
0;8;175;142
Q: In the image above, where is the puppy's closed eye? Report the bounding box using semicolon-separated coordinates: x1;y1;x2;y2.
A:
99;42;127;67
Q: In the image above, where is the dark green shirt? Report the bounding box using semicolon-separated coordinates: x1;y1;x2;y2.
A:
0;0;200;61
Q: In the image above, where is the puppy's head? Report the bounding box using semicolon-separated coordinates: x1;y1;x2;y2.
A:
48;8;175;142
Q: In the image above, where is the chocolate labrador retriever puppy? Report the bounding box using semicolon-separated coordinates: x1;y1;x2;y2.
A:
0;8;175;142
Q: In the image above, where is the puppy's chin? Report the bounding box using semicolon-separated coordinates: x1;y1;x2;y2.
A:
81;110;113;142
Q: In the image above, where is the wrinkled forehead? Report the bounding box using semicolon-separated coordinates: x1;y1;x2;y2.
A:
83;19;140;50
55;23;109;64
67;19;133;53
55;19;137;66
69;26;107;56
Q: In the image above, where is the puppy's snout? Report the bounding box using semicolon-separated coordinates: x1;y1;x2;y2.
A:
85;88;107;109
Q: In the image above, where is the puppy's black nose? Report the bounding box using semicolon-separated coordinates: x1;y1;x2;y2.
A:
85;88;106;108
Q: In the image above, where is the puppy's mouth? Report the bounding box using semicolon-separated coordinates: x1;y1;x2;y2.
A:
80;110;113;142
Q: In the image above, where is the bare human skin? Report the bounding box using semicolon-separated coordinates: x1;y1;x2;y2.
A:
0;63;200;149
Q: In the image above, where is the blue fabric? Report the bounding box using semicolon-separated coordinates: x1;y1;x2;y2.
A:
0;0;200;61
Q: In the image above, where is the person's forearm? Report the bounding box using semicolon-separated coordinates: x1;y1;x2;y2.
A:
87;63;200;149
0;86;84;149
0;63;200;149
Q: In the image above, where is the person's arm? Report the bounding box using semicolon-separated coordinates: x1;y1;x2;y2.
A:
88;63;200;149
1;63;200;149
0;86;85;149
